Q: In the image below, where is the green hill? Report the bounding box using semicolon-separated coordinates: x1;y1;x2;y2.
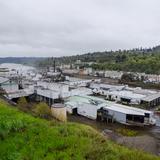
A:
37;46;160;74
0;100;159;160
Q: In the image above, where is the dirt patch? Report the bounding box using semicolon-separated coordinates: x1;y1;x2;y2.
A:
68;114;159;155
116;135;157;155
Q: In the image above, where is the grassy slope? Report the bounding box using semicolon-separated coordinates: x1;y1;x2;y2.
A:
0;100;159;160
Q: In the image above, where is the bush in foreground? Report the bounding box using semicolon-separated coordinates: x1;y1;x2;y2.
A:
33;102;52;119
116;128;138;137
17;97;28;111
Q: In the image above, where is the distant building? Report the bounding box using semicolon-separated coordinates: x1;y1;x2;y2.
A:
62;69;79;76
0;68;9;77
61;77;92;87
91;83;160;107
104;70;123;79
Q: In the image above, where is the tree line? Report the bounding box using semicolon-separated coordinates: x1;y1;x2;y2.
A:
37;45;160;74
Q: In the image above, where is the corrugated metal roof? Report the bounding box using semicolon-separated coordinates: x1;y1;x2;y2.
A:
66;95;152;116
141;92;160;102
108;90;146;99
104;103;151;115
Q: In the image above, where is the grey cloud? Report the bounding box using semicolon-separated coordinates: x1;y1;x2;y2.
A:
0;0;159;57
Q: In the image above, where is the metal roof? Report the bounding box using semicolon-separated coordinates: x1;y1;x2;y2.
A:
104;103;151;115
91;83;159;102
6;89;34;99
108;90;146;99
66;95;152;116
141;92;160;102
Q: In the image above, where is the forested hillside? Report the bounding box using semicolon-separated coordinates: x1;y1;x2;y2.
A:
38;45;160;74
1;46;160;74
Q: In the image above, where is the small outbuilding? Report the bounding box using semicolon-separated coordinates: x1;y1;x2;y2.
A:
51;103;67;122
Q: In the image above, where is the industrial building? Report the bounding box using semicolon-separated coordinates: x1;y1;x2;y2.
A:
65;96;156;126
5;88;34;100
141;93;160;108
35;81;92;106
104;70;123;79
0;63;158;127
91;83;160;107
61;77;93;87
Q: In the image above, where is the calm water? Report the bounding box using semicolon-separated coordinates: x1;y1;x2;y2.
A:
0;63;35;74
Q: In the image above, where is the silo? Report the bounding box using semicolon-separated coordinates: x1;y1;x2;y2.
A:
51;103;67;122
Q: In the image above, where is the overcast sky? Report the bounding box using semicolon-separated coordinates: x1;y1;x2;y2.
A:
0;0;159;57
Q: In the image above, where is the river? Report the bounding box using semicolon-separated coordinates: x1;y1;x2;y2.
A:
0;63;35;74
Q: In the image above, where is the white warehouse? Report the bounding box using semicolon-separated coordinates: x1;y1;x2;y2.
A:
65;96;156;126
91;83;160;107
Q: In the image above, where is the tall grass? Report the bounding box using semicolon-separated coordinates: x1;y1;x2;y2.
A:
0;100;159;160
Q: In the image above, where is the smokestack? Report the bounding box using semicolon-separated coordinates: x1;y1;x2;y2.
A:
53;60;56;72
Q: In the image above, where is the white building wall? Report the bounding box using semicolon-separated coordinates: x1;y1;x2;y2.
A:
108;110;126;123
77;103;99;120
66;105;73;114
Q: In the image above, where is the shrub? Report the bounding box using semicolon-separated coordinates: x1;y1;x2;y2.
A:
116;128;138;137
17;97;28;111
34;102;52;119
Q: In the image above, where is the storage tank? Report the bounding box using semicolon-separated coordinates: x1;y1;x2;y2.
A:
51;103;67;122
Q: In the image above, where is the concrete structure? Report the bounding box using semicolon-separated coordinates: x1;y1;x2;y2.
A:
51;103;67;122
65;96;156;126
